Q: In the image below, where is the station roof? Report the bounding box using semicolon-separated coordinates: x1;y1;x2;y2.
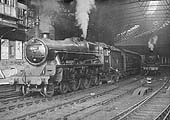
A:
32;0;170;56
111;0;170;56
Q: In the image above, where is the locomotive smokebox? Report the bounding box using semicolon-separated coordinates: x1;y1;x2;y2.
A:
41;33;50;39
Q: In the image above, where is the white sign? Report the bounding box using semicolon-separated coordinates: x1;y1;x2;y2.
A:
15;41;23;59
1;39;9;59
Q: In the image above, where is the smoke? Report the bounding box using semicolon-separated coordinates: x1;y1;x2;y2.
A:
148;34;158;51
75;0;96;39
31;0;61;33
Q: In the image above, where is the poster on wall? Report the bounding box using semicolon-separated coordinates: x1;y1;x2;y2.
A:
1;39;9;59
15;41;23;59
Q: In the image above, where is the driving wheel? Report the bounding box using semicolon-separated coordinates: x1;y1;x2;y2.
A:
43;82;55;97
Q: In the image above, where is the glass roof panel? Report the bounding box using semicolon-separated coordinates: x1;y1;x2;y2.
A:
145;1;160;15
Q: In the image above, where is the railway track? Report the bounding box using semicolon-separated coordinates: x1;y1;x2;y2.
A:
2;76;144;120
155;102;170;120
62;75;167;120
0;82;113;112
0;85;20;100
110;77;170;120
0;75;142;113
58;86;142;120
0;91;20;100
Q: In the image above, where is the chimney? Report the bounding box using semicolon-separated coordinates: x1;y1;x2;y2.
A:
35;16;40;38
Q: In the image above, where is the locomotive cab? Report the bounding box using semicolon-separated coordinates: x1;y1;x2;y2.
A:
96;42;120;83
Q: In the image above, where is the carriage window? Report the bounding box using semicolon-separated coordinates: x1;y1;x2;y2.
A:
15;41;23;59
9;45;15;57
1;39;9;59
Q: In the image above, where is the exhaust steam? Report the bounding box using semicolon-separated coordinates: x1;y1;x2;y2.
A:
148;34;158;51
75;0;96;39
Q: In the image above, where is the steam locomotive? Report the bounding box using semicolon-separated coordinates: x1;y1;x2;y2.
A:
11;19;142;97
11;34;141;97
142;52;160;74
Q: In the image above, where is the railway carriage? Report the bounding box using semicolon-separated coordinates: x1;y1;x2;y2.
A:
122;49;142;76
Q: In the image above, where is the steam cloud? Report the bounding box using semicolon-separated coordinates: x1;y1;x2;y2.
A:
75;0;96;39
31;0;61;33
148;34;158;51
